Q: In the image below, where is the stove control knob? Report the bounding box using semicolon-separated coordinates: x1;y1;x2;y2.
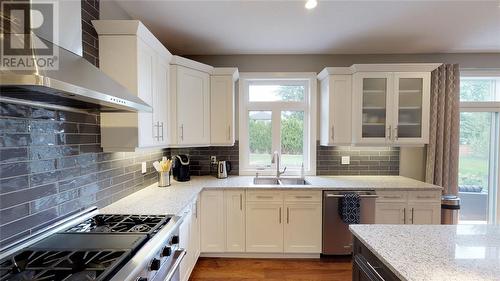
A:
161;246;172;257
136;278;147;281
150;258;161;271
171;235;179;245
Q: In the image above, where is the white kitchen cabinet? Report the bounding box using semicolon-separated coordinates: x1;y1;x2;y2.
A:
225;190;245;252
169;56;212;147
375;202;407;224
246;201;284;253
284;203;322;253
352;71;432;145
93;20;172;151
375;190;441;224
179;207;191;281
210;68;238;146
318;69;353;146
200;190;225;252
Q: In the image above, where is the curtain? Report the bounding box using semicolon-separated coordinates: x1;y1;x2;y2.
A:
425;64;460;195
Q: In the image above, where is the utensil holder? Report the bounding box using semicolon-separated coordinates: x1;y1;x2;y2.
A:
158;171;171;187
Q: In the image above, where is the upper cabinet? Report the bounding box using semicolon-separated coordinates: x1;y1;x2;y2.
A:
93;20;172;151
319;64;440;146
169;56;212;147
211;68;239;146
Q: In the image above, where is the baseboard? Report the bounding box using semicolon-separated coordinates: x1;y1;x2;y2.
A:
200;252;321;259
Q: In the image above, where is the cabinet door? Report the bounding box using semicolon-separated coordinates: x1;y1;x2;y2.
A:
225;190;245;252
408;203;441;224
393;72;431;145
191;198;201;259
176;66;210;145
200;190;225;252
153;56;170;145
284;203;322;253
320;75;352;146
179;208;191;281
211;76;234;145
352;72;393;145
137;40;156;147
246;202;283;253
375;203;406;224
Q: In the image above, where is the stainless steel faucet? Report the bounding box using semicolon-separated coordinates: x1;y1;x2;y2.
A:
271;151;286;178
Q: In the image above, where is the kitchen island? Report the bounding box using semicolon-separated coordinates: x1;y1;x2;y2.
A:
349;224;500;281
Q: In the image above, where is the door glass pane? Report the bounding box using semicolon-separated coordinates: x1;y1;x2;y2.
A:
460;79;497;101
249;84;305;102
248;111;272;167
397;78;423;138
458;112;492;224
362;78;387;138
280;111;304;167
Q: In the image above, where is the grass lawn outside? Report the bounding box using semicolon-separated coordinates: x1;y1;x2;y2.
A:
459;155;489;192
249;153;303;167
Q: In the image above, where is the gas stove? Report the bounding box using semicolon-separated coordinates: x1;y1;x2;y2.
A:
0;209;184;281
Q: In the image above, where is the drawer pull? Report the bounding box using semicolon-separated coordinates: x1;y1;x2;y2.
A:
383;195;401;199
256;196;274;199
416;195;435;199
295;196;312;199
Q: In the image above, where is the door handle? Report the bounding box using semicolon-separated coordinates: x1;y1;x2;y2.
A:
411;208;414;224
394;126;398;141
160;122;164;141
403;208;406;224
279;207;281;224
164;249;187;281
239;194;242;211
286;207;289;224
331;125;334;141
366;261;386;281
387;125;392;141
180;124;184;141
228;125;231;141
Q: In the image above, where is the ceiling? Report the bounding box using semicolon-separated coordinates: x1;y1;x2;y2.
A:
113;0;500;55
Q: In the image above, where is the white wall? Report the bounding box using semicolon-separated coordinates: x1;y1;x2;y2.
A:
100;0;132;20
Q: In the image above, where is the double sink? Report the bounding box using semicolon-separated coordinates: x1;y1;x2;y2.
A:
253;177;311;186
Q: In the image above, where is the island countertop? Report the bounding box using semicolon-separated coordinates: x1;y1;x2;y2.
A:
101;175;440;216
349;224;500;281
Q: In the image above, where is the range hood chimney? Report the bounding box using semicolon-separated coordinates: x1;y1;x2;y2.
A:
0;1;152;112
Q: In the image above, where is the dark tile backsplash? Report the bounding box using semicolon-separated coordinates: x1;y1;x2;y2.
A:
168;142;239;176
0;102;166;247
316;142;400;176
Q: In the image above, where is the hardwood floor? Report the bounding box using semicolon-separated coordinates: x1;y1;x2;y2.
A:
189;257;352;281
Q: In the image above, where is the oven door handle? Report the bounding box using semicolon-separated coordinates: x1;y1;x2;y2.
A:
164;248;187;281
325;194;378;198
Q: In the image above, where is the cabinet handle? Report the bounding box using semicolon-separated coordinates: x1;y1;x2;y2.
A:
366;261;385;281
416;195;434;199
295;196;312;199
180;124;184;141
383;195;401;199
256;196;273;199
411;208;414;224
403;208;406;224
387;125;392;141
160;122;164;141
239;194;242;211
279;207;281;224
286;207;289;224
228;125;231;141
394;126;398;141
331;125;334;141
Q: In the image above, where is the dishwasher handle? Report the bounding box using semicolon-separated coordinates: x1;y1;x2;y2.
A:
325;194;378;198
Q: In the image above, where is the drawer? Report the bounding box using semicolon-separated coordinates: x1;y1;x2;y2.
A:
376;191;407;203
284;191;321;202
408;191;441;203
246;190;283;202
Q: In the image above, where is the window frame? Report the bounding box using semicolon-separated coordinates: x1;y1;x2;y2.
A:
238;72;317;176
459;70;500;224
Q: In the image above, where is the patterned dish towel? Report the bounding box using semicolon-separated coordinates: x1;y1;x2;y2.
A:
338;193;360;224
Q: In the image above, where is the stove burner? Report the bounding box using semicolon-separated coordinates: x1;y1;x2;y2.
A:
0;250;127;281
65;214;169;236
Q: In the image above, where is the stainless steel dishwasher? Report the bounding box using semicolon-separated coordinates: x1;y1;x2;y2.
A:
322;190;377;255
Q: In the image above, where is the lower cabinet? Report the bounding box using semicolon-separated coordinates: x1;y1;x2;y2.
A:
246;201;284;253
200;190;225;252
284;203;322;253
179;197;200;281
375;191;441;225
225;190;246;252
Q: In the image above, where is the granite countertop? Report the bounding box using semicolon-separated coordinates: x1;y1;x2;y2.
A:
350;224;500;281
101;175;441;216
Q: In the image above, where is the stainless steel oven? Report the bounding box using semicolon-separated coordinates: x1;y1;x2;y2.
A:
322;190;377;255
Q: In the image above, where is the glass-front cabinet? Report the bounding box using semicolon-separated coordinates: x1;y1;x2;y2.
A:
353;72;430;145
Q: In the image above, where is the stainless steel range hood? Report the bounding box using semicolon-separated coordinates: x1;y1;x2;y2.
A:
0;1;152;112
